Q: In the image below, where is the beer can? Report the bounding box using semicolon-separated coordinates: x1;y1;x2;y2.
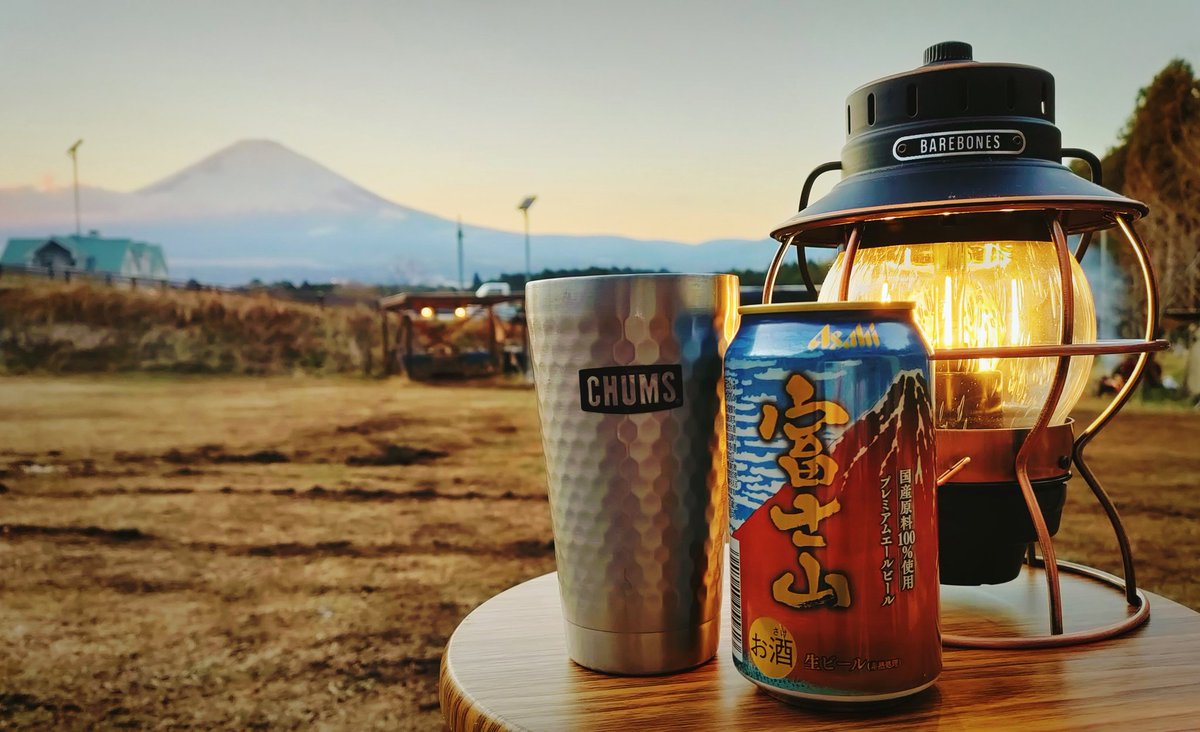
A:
725;301;940;705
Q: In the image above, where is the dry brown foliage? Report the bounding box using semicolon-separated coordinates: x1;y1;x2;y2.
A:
1103;59;1200;326
0;278;384;375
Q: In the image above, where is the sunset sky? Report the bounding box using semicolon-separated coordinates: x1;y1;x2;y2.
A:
3;0;1199;242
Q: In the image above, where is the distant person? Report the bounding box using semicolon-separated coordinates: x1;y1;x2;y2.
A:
1109;352;1163;397
514;307;529;374
503;307;528;374
1115;354;1137;384
1097;372;1124;397
1114;353;1163;388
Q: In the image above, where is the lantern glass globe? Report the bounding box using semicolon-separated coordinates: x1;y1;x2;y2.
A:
820;240;1097;430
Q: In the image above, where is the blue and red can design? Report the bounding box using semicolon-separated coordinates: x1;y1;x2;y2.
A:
725;302;940;703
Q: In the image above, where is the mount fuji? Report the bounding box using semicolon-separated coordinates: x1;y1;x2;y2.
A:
0;140;778;285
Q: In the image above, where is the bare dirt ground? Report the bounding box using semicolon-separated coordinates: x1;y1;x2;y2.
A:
0;376;1197;729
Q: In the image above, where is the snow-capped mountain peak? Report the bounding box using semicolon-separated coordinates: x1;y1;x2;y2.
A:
136;139;402;217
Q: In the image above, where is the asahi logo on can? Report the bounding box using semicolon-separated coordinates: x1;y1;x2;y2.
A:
578;364;683;414
893;129;1025;161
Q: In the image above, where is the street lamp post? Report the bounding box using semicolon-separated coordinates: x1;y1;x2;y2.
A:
457;217;465;290
517;195;536;283
67;139;83;237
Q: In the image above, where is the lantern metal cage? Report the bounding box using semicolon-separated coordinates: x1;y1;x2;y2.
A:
761;42;1169;649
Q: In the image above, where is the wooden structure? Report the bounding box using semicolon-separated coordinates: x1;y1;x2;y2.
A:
378;291;524;379
440;559;1200;730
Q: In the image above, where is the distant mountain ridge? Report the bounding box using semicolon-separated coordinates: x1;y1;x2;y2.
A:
0;140;777;285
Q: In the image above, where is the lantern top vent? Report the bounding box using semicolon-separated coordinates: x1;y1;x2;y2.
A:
771;42;1147;247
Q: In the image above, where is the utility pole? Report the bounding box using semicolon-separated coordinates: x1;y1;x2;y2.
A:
517;195;537;283
457;217;465;290
67;139;83;237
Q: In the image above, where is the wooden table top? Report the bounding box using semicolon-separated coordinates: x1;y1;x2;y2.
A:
440;564;1200;731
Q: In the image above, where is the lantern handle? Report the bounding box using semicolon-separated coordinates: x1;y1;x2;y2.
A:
1062;148;1103;261
797;161;843;212
1061;148;1102;187
795;162;843;298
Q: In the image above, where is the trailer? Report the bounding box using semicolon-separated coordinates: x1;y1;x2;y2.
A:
378;291;525;380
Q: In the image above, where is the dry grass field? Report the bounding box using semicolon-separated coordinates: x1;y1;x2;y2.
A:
0;376;551;729
0;376;1197;729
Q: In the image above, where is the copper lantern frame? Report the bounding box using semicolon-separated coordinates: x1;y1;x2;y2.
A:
761;156;1169;648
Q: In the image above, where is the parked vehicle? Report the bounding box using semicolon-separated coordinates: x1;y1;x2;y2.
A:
475;282;512;298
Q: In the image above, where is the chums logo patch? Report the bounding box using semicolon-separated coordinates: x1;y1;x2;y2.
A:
578;365;683;414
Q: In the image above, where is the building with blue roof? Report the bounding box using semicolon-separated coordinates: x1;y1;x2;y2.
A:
1;233;168;279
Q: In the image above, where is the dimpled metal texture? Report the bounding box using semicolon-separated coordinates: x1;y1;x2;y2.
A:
526;274;738;673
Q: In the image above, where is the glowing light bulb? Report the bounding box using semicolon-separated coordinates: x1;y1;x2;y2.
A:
420;306;435;319
821;240;1096;429
454;306;468;319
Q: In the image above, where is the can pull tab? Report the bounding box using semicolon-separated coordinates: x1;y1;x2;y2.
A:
937;456;972;487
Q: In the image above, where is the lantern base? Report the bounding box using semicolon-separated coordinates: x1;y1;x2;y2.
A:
941;558;1150;648
938;476;1067;586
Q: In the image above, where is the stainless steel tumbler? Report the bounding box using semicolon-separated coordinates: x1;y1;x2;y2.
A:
526;273;739;675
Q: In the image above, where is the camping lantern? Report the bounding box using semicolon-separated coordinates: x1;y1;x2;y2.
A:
764;42;1168;647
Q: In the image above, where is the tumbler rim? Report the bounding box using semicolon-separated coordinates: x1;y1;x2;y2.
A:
525;272;738;290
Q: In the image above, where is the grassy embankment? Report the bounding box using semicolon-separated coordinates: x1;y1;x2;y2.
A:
0;277;387;376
